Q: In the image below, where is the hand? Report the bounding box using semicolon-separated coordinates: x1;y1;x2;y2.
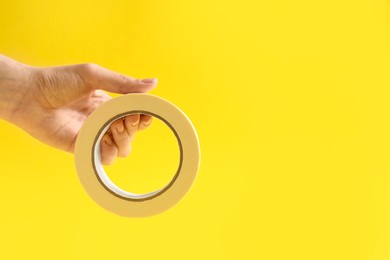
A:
0;55;157;164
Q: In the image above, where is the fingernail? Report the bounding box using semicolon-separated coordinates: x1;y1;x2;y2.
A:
117;124;125;133
141;78;157;84
130;116;139;127
104;136;113;146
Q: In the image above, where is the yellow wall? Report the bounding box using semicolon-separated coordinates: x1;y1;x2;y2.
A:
0;0;390;259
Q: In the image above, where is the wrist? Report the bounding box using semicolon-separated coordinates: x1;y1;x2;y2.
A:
0;55;34;123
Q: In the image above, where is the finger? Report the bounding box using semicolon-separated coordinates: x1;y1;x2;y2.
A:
138;114;153;131
124;114;140;141
110;118;132;157
100;134;118;165
76;63;158;94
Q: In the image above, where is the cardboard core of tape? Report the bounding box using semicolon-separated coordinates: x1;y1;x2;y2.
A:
74;94;200;217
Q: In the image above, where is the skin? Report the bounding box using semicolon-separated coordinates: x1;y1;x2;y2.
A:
0;54;157;165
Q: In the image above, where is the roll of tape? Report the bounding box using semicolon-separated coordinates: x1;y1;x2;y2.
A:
74;94;200;217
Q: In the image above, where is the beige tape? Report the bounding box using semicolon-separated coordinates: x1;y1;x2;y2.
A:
74;94;200;217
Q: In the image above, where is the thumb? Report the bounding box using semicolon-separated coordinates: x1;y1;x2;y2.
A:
75;63;157;94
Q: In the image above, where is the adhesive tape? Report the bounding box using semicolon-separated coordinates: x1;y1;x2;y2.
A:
74;93;200;217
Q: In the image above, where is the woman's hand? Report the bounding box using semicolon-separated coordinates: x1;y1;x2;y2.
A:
0;54;157;164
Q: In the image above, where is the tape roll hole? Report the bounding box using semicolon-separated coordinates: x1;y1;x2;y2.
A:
93;113;181;200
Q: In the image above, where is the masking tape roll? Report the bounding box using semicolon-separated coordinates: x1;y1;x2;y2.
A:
74;94;200;217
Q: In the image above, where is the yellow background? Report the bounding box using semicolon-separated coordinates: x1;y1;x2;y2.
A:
0;0;390;259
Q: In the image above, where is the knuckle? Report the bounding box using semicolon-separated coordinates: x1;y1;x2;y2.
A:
119;147;131;157
77;63;101;79
102;158;114;165
80;62;99;72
